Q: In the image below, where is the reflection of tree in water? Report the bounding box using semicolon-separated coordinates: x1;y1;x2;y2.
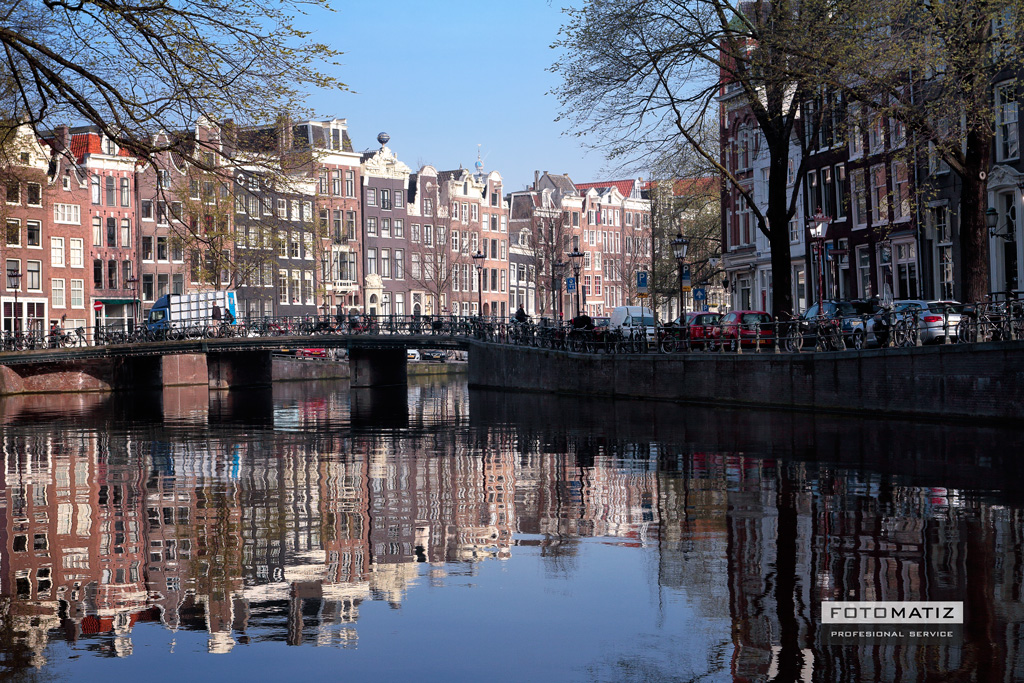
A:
586;639;729;683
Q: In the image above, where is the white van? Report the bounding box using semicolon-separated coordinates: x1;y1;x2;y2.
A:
609;306;656;342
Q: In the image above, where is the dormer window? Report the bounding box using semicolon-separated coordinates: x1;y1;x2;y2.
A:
104;137;117;155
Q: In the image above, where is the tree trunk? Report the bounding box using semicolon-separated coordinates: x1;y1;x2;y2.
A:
959;128;992;303
766;142;795;317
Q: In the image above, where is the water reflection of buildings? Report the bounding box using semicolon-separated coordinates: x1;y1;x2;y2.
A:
0;394;1022;682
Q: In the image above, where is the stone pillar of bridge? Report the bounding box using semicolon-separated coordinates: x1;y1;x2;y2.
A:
348;348;408;388
160;354;210;387
207;351;274;389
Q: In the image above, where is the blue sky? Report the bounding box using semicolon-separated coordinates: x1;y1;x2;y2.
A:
300;1;615;192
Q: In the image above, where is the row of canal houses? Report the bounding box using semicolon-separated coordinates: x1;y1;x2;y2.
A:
1;118;653;336
720;65;1024;313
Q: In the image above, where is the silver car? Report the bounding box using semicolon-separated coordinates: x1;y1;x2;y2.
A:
892;299;963;344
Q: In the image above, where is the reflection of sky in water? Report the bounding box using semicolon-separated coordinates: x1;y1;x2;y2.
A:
1;378;1022;682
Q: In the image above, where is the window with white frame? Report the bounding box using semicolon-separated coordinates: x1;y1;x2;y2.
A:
895;241;917;298
891;161;910;220
26;261;40;290
930;205;954;299
51;237;65;266
71;279;84;307
996;82;1019;161
52;278;65;307
70;239;83;267
53;204;80;224
851;170;868;228
870;164;888;224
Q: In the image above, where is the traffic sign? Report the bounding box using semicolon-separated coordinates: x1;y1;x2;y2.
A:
637;271;649;294
566;277;577;293
93;301;103;313
693;287;707;301
682;263;691;289
682;286;692;292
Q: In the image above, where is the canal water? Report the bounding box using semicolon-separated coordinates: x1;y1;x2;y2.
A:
0;377;1022;682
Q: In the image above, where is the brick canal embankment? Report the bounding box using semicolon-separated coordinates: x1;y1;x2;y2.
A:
467;340;1024;421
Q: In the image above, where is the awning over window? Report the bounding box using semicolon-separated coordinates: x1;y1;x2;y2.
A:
97;299;135;305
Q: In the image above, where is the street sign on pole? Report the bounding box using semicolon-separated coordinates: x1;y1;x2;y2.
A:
693;287;707;302
637;271;649;294
682;264;692;289
566;277;577;293
93;301;103;313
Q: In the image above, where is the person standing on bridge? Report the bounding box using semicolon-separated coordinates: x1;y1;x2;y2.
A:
515;305;529;324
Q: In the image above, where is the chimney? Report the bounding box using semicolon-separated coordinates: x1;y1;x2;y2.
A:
55;125;70;153
534;170;539;190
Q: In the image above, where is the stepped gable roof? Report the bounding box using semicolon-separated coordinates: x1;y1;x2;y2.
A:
574;179;637;198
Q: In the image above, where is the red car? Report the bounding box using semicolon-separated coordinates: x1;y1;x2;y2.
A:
712;310;775;350
660;311;722;351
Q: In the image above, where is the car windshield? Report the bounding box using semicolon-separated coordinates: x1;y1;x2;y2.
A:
894;302;924;311
695;314;720;324
740;313;770;324
634;315;654;326
928;302;964;314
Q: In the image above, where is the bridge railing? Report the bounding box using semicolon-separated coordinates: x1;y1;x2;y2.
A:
3;303;1022;355
0;314;499;350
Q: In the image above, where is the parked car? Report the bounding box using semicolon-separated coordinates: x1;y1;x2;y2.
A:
421;349;447;362
407;349;421;360
685;311;722;349
661;311;722;350
798;301;864;349
609;306;656;343
893;299;963;344
712;310;774;350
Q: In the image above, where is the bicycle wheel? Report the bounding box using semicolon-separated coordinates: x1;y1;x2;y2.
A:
661;335;677;353
893;320;911;347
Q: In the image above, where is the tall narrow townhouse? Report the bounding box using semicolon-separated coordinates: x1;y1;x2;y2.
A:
59;127;139;333
527;171;584;319
7;124;91;336
360;134;413;317
476;160;509;319
437;167;484;318
290;119;362;316
506;187;547;319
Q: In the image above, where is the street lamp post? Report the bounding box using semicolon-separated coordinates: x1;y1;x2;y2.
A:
126;275;138;332
6;268;21;333
672;232;690;320
808;210;831;309
552;259;567;321
567;247;584;319
472;250;485;317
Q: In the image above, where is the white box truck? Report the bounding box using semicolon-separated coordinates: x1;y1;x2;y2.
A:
146;291;237;337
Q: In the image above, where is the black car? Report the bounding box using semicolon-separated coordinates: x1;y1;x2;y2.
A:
797;300;867;350
421;349;447;362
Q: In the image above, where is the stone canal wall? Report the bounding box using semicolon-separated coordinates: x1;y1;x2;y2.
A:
467;340;1024;420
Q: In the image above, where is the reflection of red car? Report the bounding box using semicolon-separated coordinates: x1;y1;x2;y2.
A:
712;310;774;350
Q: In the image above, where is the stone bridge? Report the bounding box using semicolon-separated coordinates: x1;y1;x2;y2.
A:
0;333;468;395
